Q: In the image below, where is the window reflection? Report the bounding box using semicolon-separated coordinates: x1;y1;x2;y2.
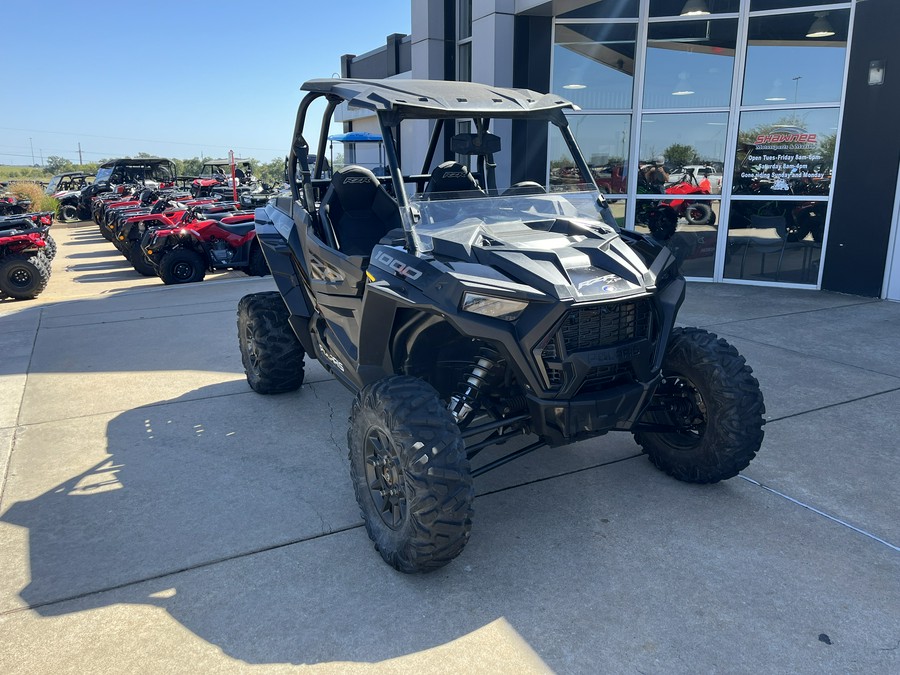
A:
725;199;825;283
742;10;849;105
639;112;728;190
634;199;720;278
558;0;638;19
550;114;631;194
553;23;636;109
643;19;737;108
650;0;739;17
733;108;839;196
750;0;846;11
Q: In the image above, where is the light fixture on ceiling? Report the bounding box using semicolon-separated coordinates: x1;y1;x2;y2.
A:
672;72;695;96
765;79;787;101
680;0;711;16
563;84;587;90
806;12;835;38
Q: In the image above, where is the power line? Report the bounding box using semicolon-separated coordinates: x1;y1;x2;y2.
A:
0;126;282;154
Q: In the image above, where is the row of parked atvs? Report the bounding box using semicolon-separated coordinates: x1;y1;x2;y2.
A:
92;185;272;284
0;211;56;300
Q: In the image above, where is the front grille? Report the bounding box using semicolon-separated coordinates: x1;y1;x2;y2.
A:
578;364;631;395
560;300;652;352
538;299;654;391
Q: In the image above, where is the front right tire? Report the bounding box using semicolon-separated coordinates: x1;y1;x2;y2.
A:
59;204;79;223
348;376;474;573
0;254;50;300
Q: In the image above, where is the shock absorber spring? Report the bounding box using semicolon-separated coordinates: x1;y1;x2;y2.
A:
448;346;501;424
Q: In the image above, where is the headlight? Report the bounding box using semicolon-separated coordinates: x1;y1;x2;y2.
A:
461;292;527;321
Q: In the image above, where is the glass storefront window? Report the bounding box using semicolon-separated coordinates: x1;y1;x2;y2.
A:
750;0;847;11
634;199;721;278
640;112;728;177
742;10;849;106
650;0;739;17
549;114;631;193
724;198;825;283
635;112;727;279
459;0;472;40
643;19;737;109
558;0;638;19
733;107;839;196
553;23;637;109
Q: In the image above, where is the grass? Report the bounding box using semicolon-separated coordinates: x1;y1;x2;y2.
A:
4;180;58;213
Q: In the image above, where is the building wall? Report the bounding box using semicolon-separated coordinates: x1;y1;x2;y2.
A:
341;0;898;297
822;0;900;297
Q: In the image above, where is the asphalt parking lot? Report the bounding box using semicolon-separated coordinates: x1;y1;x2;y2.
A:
1;220;898;673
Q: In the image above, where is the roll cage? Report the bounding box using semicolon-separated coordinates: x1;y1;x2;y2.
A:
287;78;602;254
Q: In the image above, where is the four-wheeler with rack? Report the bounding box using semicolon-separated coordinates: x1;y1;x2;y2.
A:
236;79;766;573
0;211;54;300
141;205;268;284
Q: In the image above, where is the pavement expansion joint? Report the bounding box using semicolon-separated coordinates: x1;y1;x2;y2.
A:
739;475;900;553
0;523;366;618
763;385;900;424
42;306;237;331
693;297;881;329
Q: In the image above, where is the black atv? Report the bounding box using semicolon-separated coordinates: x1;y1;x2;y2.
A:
237;79;765;573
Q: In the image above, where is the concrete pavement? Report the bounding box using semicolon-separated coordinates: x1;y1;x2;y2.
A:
0;221;898;673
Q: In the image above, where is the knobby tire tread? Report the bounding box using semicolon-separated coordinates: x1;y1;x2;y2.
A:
348;376;474;573
634;327;765;483
237;291;305;394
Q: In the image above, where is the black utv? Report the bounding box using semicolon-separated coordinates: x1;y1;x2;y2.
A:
237;79;765;573
58;157;177;222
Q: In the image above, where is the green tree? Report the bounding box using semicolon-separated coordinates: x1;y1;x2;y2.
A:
819;132;837;166
46;156;75;174
663;143;698;169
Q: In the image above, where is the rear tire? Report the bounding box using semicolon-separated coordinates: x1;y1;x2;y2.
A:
237;291;305;394
685;202;713;225
244;241;269;276
0;254;50;300
634;328;765;483
128;246;157;277
158;249;206;285
349;376;473;573
42;234;57;261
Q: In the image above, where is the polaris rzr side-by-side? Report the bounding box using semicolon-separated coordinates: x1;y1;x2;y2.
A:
237;79;765;573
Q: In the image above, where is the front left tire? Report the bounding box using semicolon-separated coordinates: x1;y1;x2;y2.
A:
634;327;765;483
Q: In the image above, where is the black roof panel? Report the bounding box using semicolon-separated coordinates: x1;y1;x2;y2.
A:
301;78;575;119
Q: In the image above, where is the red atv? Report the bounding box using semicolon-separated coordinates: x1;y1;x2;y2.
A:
118;198;242;276
0;212;54;300
140;206;269;284
663;168;716;226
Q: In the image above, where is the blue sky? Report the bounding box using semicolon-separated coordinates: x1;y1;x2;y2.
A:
1;1;410;166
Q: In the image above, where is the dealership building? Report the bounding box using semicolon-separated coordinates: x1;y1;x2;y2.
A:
335;0;899;299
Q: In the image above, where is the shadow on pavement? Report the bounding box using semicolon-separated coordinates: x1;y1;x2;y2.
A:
2;381;898;670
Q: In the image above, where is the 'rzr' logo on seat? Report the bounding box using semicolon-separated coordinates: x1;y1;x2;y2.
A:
442;172;466;178
374;251;423;280
343;177;371;184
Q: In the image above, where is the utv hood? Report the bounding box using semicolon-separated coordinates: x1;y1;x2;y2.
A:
429;220;662;303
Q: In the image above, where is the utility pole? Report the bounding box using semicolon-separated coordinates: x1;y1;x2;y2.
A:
40;150;44;168
29;137;35;166
78;143;83;167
